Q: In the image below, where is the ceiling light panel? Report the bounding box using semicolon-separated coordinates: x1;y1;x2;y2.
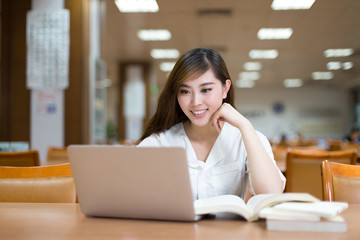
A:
271;0;316;10
115;0;159;13
326;61;342;70
342;62;353;70
312;71;334;80
249;49;278;59
236;79;255;88
283;79;303;88
243;62;262;71
327;61;354;70
151;49;180;59
257;28;293;40
239;72;260;81
159;62;176;72
324;48;353;58
137;29;171;41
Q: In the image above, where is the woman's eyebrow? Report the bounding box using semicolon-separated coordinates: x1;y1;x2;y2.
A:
200;82;215;87
179;82;215;88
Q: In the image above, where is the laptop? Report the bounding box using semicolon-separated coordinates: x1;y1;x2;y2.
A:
68;145;197;221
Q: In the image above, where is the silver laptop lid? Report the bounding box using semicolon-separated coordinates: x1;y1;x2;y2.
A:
68;145;196;221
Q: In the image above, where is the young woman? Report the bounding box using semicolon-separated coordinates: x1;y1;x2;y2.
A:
137;48;285;200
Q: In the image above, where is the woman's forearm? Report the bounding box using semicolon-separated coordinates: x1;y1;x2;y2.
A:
235;118;284;194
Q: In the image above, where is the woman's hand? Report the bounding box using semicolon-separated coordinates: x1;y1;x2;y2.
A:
211;103;247;133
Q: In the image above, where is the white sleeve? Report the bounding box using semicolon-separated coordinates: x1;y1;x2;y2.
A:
137;133;167;147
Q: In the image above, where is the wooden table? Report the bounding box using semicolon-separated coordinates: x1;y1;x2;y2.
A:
1;203;359;239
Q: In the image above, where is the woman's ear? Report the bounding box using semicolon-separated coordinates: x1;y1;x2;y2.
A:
222;79;232;99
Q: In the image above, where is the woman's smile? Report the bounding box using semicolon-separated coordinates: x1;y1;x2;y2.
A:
191;109;208;118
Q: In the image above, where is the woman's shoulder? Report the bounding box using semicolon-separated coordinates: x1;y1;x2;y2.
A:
137;133;162;147
165;122;184;135
163;122;187;144
138;122;186;147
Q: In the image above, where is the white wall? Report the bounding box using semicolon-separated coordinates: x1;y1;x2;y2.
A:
235;86;349;143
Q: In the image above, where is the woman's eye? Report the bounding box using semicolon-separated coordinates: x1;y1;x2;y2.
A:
179;89;190;94
202;88;212;93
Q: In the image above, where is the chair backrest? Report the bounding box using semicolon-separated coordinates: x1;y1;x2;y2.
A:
0;163;76;203
285;149;357;200
273;146;326;173
46;146;69;165
321;160;360;203
0;150;40;166
341;143;360;158
327;139;343;151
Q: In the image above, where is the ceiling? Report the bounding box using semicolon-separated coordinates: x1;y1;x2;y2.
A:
101;0;360;90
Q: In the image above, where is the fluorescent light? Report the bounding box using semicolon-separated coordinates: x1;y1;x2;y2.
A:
343;62;353;70
312;72;334;80
271;0;316;10
137;29;171;41
324;48;353;58
114;0;159;13
249;49;278;59
327;61;342;70
243;62;262;71
160;62;176;72
151;49;180;59
257;28;293;40
327;61;353;70
236;79;255;88
283;78;303;88
239;72;260;81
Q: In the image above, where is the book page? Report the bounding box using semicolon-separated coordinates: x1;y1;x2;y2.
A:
194;195;255;221
247;193;320;216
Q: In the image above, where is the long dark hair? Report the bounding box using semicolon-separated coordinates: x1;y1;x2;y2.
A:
137;47;234;143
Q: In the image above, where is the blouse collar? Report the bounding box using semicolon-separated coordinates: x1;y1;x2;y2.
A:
180;122;227;169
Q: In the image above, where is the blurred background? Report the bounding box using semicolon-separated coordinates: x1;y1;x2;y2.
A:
1;0;360;162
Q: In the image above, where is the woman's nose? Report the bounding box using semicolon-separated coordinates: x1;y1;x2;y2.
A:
191;93;202;106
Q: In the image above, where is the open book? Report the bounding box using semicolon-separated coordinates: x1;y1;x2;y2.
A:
194;193;319;222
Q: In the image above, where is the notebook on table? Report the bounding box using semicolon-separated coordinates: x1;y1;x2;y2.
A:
68;145;197;221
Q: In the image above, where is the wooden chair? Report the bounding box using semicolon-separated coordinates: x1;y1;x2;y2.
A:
321;160;360;203
341;143;360;160
272;145;326;174
327;139;343;151
285;149;357;200
46;146;69;165
0;163;76;203
0;149;40;166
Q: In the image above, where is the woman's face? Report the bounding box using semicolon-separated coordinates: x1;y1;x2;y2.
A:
177;69;231;128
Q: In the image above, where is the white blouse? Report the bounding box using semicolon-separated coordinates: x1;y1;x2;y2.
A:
138;122;286;200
